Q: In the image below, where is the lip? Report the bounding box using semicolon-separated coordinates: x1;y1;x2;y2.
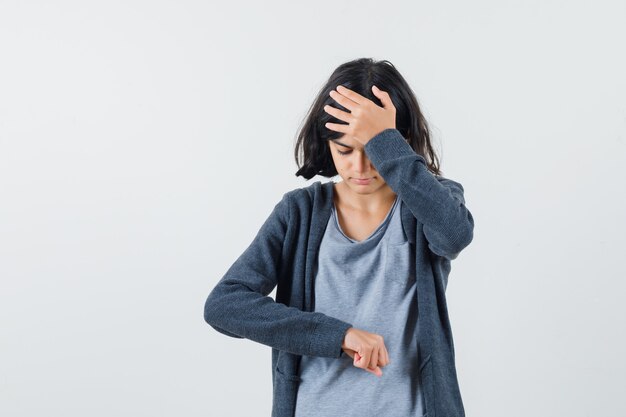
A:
351;177;372;185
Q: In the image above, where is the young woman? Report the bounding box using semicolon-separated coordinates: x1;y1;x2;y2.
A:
204;58;475;417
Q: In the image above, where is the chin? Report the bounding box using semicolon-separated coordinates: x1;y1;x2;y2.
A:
348;181;380;192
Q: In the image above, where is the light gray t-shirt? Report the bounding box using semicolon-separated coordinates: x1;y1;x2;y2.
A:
294;195;425;417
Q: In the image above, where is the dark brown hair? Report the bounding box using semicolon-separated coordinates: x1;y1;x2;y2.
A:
294;58;442;179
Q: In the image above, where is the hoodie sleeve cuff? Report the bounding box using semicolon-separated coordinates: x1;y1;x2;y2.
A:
364;128;427;167
309;316;353;358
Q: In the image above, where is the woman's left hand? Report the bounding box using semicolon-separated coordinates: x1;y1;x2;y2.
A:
323;84;397;146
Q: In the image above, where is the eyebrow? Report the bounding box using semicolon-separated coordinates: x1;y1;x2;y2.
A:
330;139;354;149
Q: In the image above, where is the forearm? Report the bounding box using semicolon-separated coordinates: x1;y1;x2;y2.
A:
204;281;353;358
364;128;474;258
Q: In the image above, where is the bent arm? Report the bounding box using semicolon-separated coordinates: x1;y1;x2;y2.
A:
364;128;475;260
203;192;352;358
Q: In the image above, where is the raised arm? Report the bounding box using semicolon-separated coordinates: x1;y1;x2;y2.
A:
203;191;353;358
364;128;475;260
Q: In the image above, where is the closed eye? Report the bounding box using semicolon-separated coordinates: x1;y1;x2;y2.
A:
337;150;352;155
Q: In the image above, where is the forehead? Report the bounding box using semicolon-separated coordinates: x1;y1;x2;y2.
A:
330;135;361;149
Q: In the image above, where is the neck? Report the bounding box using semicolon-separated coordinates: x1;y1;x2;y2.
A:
332;180;397;213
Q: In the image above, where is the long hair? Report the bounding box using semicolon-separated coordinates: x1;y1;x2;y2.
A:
294;58;442;179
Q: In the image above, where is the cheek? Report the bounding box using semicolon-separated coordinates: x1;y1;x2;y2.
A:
335;159;349;172
330;153;345;170
331;152;345;164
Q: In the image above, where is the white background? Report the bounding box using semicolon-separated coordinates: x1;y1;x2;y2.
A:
1;1;625;416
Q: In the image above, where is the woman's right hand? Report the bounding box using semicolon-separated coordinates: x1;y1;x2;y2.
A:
341;327;390;377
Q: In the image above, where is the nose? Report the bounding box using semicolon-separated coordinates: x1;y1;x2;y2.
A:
354;150;371;174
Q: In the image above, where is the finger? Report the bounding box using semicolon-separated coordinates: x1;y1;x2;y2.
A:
379;343;389;366
366;365;383;377
355;351;382;376
330;88;359;111
372;85;391;109
369;346;379;370
323;104;354;124
342;348;355;360
324;122;349;134
354;351;362;366
336;85;366;106
356;351;369;370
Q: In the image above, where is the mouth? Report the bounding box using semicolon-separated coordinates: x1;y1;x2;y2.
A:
351;177;373;185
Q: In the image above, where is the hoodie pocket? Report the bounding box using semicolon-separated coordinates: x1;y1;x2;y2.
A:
275;365;302;383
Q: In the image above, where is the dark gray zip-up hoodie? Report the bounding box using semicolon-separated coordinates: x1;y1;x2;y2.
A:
203;128;475;417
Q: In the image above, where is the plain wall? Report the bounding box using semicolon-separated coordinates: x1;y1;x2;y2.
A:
1;1;625;416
